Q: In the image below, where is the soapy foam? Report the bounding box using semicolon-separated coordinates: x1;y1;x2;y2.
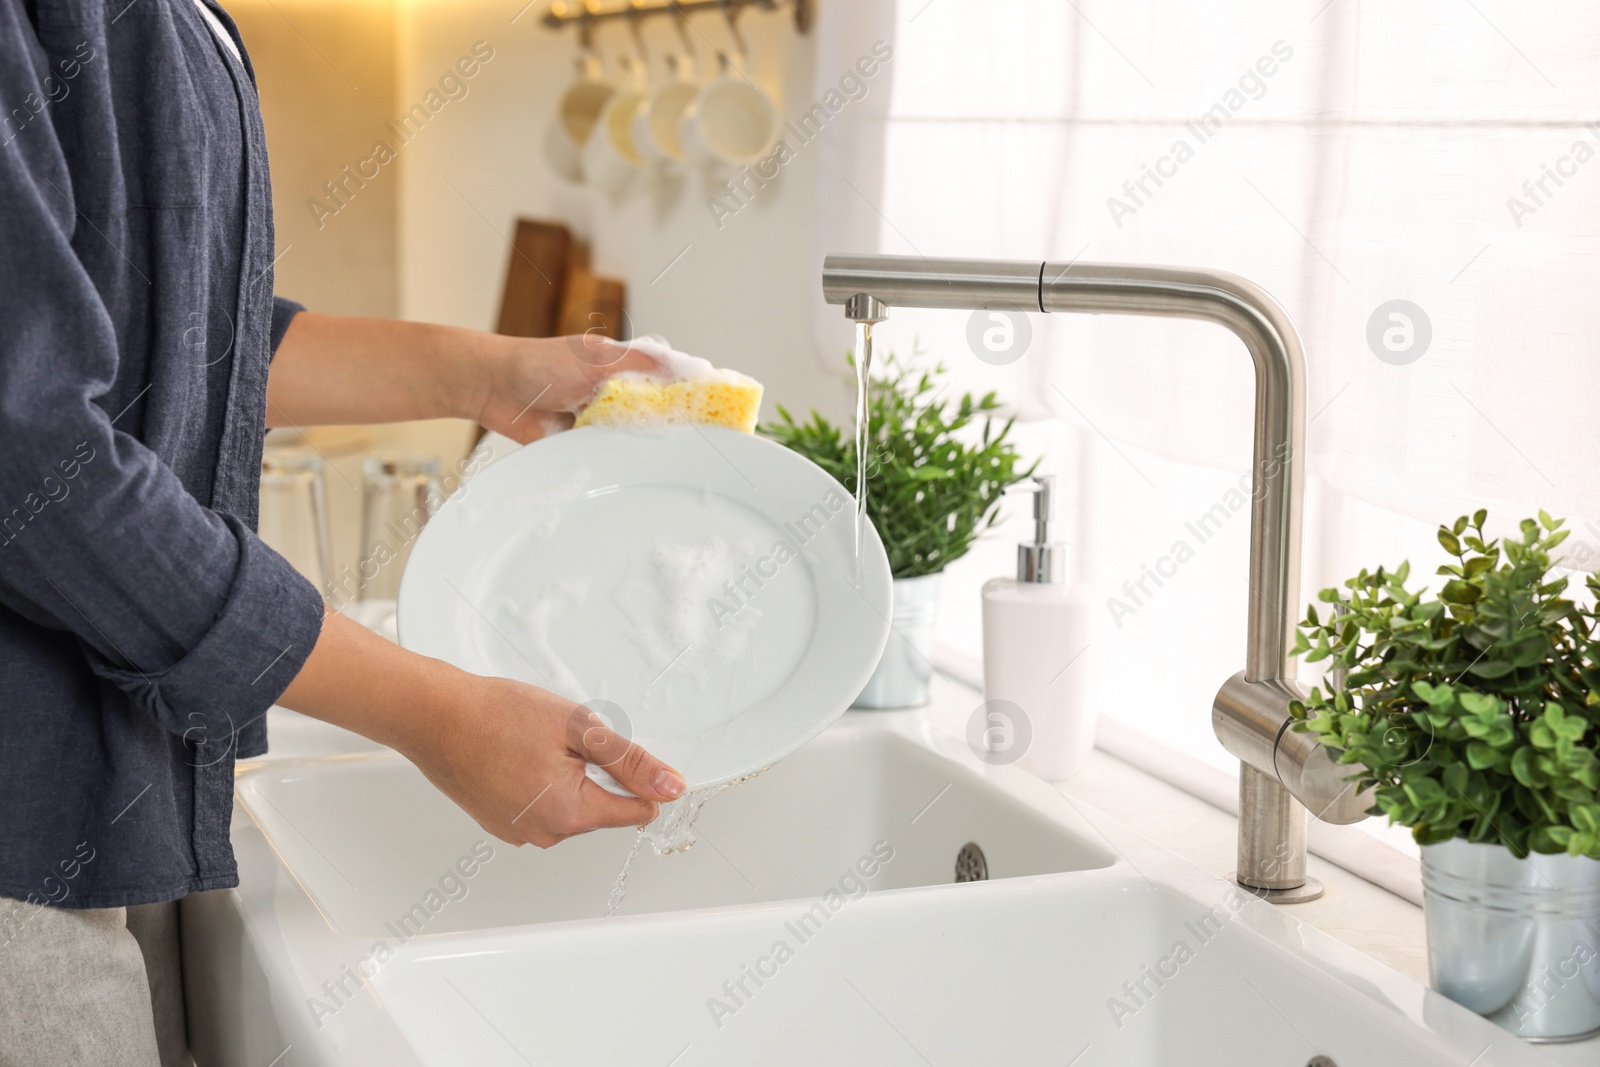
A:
495;579;590;701
615;335;756;388
611;536;762;687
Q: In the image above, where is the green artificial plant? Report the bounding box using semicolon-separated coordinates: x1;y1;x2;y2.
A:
1290;510;1600;858
761;350;1036;579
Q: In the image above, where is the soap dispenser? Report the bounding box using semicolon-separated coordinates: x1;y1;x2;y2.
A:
981;474;1095;779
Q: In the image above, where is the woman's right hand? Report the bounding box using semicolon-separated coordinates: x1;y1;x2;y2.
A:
276;610;685;848
398;674;685;847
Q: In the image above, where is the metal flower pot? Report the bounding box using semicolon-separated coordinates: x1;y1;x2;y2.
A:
852;573;941;709
1422;838;1600;1041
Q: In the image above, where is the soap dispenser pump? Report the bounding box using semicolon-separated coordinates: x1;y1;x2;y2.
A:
981;474;1095;779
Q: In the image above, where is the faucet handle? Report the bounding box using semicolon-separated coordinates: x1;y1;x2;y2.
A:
1212;671;1373;826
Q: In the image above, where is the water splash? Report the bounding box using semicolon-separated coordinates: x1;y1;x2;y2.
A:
605;831;645;918
603;768;768;917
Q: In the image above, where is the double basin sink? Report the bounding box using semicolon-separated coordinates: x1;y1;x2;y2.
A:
183;709;1567;1066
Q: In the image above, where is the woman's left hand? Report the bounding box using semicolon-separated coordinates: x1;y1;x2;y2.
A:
267;314;662;438
476;334;659;444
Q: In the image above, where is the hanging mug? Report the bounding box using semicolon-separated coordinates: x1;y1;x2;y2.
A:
678;8;778;169
581;54;649;195
543;51;613;182
632;51;701;168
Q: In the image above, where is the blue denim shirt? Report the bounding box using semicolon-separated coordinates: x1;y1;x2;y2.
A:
0;0;324;908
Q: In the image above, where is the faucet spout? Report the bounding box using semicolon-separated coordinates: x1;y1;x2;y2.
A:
822;253;1368;903
843;293;888;325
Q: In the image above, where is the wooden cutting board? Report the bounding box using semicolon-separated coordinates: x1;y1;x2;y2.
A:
557;268;627;343
495;219;573;338
478;219;628;447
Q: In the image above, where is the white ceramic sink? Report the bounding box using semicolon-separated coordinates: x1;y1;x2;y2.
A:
185;710;1570;1067
234;728;1109;933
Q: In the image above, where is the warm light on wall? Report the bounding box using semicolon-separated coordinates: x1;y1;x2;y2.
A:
542;0;813;34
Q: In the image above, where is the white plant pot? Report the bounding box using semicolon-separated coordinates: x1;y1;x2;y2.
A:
1422;837;1600;1041
852;573;941;710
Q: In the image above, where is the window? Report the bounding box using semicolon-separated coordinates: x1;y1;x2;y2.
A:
811;0;1600;869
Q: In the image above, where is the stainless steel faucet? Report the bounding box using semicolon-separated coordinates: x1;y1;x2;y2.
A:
823;254;1369;904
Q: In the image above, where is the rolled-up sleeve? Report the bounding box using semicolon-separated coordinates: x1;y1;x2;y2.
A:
270;296;303;356
0;13;322;739
86;517;322;734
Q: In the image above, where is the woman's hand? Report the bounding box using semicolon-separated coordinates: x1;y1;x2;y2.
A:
266;314;659;441
278;611;685;848
399;674;685;847
476;334;660;445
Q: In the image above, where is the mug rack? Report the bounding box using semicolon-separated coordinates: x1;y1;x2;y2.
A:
542;0;814;37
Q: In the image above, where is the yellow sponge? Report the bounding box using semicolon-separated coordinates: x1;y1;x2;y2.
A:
575;372;764;434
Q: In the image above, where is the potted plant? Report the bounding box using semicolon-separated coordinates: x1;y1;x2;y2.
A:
1290;510;1600;1041
762;351;1035;708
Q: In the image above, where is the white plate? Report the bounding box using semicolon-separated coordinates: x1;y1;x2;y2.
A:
396;426;892;794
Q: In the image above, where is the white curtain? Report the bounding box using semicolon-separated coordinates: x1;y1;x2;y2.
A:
809;0;1600;798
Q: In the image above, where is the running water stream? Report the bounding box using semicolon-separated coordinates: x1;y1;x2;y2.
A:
852;320;874;566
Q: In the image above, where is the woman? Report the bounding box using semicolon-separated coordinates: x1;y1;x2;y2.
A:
0;2;681;1063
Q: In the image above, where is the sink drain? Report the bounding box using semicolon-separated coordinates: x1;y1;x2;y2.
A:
955;842;987;882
